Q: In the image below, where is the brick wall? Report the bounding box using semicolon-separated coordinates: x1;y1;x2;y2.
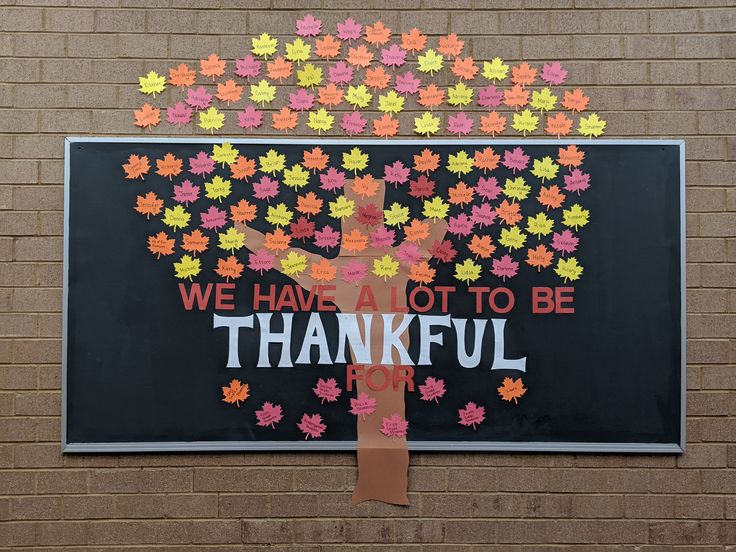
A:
1;1;735;549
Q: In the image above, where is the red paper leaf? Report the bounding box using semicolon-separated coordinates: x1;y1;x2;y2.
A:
297;413;326;439
418;376;446;403
313;377;342;403
458;401;485;429
380;413;408;437
255;401;283;428
349;392;377;419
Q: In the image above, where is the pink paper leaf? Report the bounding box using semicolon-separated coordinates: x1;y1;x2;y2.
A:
502;147;530;174
349;392;377;420
172;179;200;206
185;86;213;111
200;205;227;231
340;111;367;136
380;44;407;68
394;71;421;96
313;377;342;403
418;376;446;403
289;89;316;111
551;229;579;256
235;55;262;80
188;151;215;177
313;225;341;251
166;101;193;127
380;413;409;437
447;112;474;137
319;167;346;192
476;176;502;201
563;169;591;195
237;105;263;130
248;247;275;274
470;202;497;228
477;85;503;109
383;160;410;187
458;401;485;429
297;413;326;439
328;61;354;85
447;213;474;237
296;14;322;37
337;17;362;42
253;175;280;202
341;258;368;285
369;225;396;249
396;242;421;266
540;61;567;86
255;401;283;428
491;254;519;281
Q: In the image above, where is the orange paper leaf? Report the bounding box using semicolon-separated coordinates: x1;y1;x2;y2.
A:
147;231;175;259
511;62;536;87
480;111;506;136
215;255;244;282
497;376;527;404
364;66;391;90
230;155;257;181
401;28;427;53
302;147;329;173
451;57;479;81
168;63;196;88
155;153;183;180
272;107;299;132
545;112;573;138
296;191;323;218
123;154;150;179
468;234;496;259
418;84;445;110
474;147;501;173
216;79;243;105
200;53;226;80
134;103;161;129
222;378;249;406
372;113;399;138
365;21;391;46
230;198;258;224
266;56;293;82
181;229;210;256
413;148;440;174
315;34;341;59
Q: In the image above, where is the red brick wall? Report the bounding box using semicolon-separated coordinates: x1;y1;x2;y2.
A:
1;1;735;549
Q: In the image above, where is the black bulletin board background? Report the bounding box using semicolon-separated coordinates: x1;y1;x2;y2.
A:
64;140;683;450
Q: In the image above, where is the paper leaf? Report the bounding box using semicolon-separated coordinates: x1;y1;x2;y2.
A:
405;220;430;243
288;88;315;111
413;111;440;137
551;229;579;256
255;402;283;428
409;260;436;285
328;61;354;85
418;84;445;110
447;82;473;107
499;226;527;251
511;62;537;87
401;28;427;53
134;104;160;129
372;254;399;281
530;156;559;182
458;402;485;429
349;392;377;419
537;185;565;211
283;163;310;190
251;33;278;58
340;111;368;136
272;107;299;132
205;175;232;203
230;199;257;224
380;413;408;437
413;148;440;174
422;197;450;221
314;225;341;251
297;413;326;439
237;105;263;130
417;49;443;75
340;259;368;285
166;101;193;127
328;195;355;220
156;153;183;180
221;379;249;406
188;151;215;176
181;229;209;256
214;255;244;282
438;33;464;58
482;57;509;82
123;154;150;180
471;202;496;228
342;147;369;174
266;56;293;82
168;63;196;88
498;377;527;404
135;192;163;219
365;66;391;90
296;191;323;218
264;228;291;253
526;244;553;272
138;70;166;97
372;114;399;138
364;21;391;46
345;84;372;109
248;248;275;275
409;175;436;199
418;376;446;402
231;155;257;182
394;71;420;96
319;167;346;192
495;200;522;226
266;203;294;228
476;176;502;200
216;79;244;105
511;109;539;135
185;86;213;111
315;34;341;59
200;206;227;231
564;168;591;195
307;108;334;134
530;87;557;112
448;183;475;208
562;88;589;112
383;160;410;187
502;147;530;173
558;145;585;169
337;17;362;42
478;85;503;108
380;43;407;69
249;79;276;106
302;147;329;173
452;57;479;81
296;14;322;37
235;55;262;79
454;258;482;284
370;225;396;249
540;61;567;85
562;203;590;230
468;234;496;259
545;112;573;138
212;142;238;166
526;212;554;238
347;44;374;68
491;254;519;282
280;251;308;277
310;258;336;282
313;377;342;403
259;149;286;175
357;201;383;223
353;177;380;200
480;112;507;136
378;90;405;114
503;84;529;111
297;63;323;88
198;107;225;133
396;242;421;266
446;150;473;176
199;53;226;80
174;254;201;281
578;113;606;138
447;112;474;136
285;37;311;64
318;83;344;107
173;180;200;206
383;202;410;227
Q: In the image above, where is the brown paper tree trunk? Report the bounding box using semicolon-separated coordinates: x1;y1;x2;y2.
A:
238;179;447;505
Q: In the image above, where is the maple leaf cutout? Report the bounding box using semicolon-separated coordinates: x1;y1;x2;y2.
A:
458;402;485;429
134;104;160;129
497;377;527;404
349;392;377;420
214;256;244;282
123;154;150;179
135;192;163;219
147;231;174;259
313;377;342;403
380;413;409;438
255;402;283;429
298;413;327;439
222;379;249;407
418;376;446;403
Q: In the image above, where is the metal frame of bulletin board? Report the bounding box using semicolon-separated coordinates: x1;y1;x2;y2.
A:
62;138;686;454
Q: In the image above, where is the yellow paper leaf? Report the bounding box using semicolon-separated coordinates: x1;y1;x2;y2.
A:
138;71;166;97
198;107;225;133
